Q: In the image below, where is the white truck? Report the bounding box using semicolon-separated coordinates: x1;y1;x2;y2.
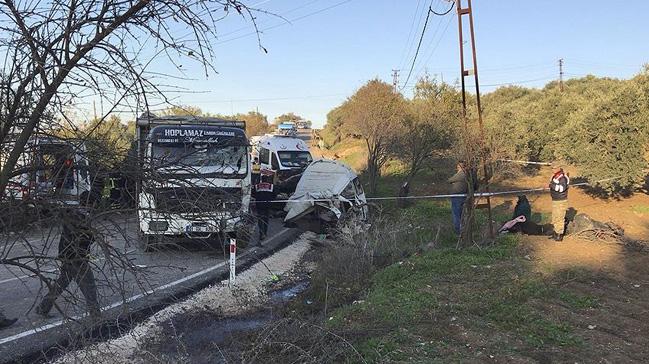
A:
135;114;252;250
3;136;92;205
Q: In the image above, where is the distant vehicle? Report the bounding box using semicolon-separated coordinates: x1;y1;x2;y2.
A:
295;120;309;129
4;136;91;205
135;113;252;250
277;122;297;136
252;134;312;195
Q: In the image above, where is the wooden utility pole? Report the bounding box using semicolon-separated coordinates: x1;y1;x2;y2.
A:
558;58;564;92
455;0;494;240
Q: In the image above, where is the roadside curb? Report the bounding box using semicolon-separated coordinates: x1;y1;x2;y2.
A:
0;227;302;364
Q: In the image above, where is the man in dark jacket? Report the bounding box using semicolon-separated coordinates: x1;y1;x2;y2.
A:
253;169;277;242
549;164;569;241
448;161;478;235
36;208;100;319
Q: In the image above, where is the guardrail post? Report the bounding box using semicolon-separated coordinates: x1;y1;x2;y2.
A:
229;238;236;287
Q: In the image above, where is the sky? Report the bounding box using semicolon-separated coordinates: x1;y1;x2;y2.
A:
138;0;649;128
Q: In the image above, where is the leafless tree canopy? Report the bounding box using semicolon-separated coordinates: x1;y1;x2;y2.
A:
0;0;262;196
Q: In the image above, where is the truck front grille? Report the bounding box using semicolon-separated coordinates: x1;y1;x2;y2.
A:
152;187;242;214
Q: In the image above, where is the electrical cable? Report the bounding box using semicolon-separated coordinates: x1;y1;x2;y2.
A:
409;13;454;85
400;2;435;91
397;0;426;71
430;1;455;16
216;0;354;45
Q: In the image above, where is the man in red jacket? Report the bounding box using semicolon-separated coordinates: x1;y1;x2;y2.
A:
549;163;569;241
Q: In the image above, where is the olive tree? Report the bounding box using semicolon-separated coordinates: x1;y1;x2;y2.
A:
340;79;405;195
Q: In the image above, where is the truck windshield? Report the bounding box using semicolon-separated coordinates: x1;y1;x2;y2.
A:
151;144;248;174
277;151;312;168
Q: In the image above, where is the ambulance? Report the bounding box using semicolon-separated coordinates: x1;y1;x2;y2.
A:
252;134;312;194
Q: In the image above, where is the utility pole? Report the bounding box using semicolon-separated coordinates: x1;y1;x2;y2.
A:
455;0;494;239
558;58;564;92
391;69;400;92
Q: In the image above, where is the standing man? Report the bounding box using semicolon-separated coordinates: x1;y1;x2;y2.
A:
549;163;569;241
448;161;469;235
254;169;277;242
36;208;101;319
251;156;261;186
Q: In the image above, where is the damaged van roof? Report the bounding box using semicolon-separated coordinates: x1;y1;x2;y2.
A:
292;159;357;195
284;159;364;222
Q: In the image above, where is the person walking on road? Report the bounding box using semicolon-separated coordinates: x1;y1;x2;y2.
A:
549;163;569;241
0;310;17;329
36;208;101;319
253;169;277;242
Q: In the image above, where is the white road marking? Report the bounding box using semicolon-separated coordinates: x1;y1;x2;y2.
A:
0;228;291;346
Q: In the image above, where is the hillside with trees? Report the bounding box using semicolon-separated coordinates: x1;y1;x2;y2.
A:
323;68;649;196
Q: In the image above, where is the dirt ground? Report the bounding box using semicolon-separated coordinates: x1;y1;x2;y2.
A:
490;171;649;362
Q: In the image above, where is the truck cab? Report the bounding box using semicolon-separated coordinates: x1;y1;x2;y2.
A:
4;137;91;205
136;114;252;250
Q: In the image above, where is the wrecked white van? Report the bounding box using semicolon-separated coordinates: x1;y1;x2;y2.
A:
284;159;368;225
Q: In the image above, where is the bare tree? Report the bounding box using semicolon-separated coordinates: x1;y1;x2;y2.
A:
0;1;273;358
0;0;264;197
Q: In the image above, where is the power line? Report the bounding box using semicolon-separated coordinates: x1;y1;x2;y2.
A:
190;93;347;104
430;1;456;16
216;0;354;45
217;0;322;39
397;0;426;71
409;13;454;86
400;2;435;91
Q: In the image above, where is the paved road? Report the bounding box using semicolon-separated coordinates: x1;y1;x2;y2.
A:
0;214;286;345
0;129;314;358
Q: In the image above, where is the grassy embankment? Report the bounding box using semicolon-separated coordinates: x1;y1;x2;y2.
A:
317;200;602;362
287;136;613;362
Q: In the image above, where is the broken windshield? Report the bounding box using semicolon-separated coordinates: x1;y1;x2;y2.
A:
277;151;312;168
151;143;248;175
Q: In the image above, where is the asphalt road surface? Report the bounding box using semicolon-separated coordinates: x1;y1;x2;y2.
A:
0;128;314;360
0;214;286;346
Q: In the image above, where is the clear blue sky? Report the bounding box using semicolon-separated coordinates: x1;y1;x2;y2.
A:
157;0;649;128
